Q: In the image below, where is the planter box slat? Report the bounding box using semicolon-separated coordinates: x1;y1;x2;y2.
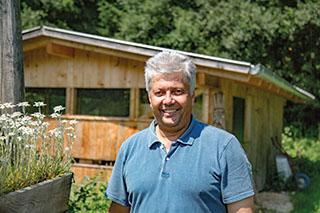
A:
0;173;73;213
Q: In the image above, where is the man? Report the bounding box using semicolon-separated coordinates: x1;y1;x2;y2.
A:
105;51;254;212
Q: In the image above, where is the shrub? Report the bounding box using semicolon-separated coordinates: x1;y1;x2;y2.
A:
69;172;111;212
0;102;76;196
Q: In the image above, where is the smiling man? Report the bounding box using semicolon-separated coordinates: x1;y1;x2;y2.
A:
105;51;254;213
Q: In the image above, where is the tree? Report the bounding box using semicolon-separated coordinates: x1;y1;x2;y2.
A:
0;0;25;107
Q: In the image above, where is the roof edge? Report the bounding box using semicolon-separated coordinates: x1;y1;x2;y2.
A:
22;25;252;73
250;64;315;101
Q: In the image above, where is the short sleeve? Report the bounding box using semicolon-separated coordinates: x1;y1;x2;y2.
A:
105;143;130;207
219;137;255;204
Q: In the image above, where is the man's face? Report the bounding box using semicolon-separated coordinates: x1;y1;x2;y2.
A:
148;72;195;133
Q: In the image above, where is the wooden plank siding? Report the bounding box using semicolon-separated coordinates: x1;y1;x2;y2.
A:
24;47;146;89
220;79;286;190
44;116;151;182
71;164;113;183
45;116;151;161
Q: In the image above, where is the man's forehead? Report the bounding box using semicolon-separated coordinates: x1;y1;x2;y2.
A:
152;72;185;81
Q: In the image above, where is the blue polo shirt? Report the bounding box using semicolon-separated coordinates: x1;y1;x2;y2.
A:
105;116;254;212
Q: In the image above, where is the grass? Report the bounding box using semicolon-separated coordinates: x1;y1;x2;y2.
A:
281;129;320;213
291;175;320;213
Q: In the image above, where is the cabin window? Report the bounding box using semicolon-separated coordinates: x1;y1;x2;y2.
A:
25;88;66;114
233;97;245;143
76;88;130;117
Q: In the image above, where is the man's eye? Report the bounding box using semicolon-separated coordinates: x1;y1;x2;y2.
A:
154;91;162;96
174;90;183;95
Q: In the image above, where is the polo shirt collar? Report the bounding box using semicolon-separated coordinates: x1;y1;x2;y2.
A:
148;114;196;148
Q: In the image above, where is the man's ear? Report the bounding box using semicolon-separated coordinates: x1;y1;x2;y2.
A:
191;91;195;106
148;93;152;107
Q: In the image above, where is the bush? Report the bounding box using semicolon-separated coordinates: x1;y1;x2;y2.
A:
69;173;111;212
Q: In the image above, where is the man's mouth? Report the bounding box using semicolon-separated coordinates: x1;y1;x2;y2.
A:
162;109;178;113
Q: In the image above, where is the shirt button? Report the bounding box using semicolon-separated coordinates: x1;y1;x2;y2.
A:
160;144;164;149
166;157;170;161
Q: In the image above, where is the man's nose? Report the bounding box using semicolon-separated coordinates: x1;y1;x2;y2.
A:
163;91;174;105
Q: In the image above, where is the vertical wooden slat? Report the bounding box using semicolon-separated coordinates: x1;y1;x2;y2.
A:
130;88;137;120
135;88;140;118
202;88;213;124
66;88;76;114
212;89;226;129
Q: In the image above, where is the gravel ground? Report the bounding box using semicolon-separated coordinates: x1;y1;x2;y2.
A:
254;192;294;213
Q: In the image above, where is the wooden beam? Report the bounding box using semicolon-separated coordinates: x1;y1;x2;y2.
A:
46;42;75;58
66;87;76;115
196;72;206;87
198;66;249;83
129;88;137;120
135;88;140;118
202;88;213;124
23;37;50;52
48;39;150;62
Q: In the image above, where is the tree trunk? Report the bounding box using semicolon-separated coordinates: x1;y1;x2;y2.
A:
0;0;25;107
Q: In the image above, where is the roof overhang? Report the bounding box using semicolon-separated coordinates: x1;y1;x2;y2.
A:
22;26;315;103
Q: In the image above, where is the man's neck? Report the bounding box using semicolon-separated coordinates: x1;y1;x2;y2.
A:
155;121;191;153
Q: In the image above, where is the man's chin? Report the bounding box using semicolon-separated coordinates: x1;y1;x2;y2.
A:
160;118;178;127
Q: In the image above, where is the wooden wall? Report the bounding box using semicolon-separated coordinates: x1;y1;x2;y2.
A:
221;79;286;191
71;164;113;183
45;116;151;182
24;47;146;88
46;116;151;161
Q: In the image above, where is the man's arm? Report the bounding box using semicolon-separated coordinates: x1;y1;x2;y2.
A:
226;196;254;213
108;201;130;213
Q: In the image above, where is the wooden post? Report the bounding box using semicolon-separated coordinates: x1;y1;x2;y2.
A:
66;88;77;114
129;88;137;120
202;88;213;124
212;90;226;130
0;0;25;107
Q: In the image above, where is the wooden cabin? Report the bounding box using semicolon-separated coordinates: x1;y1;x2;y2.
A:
22;26;314;191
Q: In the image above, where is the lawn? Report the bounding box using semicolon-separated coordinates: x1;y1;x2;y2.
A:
291;175;320;213
281;130;320;213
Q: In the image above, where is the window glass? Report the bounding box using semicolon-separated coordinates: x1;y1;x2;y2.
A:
25;88;66;114
76;88;130;117
232;97;245;143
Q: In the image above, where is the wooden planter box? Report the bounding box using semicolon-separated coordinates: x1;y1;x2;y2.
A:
0;172;73;213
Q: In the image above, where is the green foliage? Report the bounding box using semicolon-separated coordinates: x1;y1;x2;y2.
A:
69;173;111;212
264;128;320;193
263;172;296;192
21;0;100;34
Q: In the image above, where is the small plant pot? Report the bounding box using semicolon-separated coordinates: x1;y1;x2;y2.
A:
0;172;73;213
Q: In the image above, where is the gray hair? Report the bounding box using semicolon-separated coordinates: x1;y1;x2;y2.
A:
144;51;197;94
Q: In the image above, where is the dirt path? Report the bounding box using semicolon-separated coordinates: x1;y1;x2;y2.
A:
254;192;294;213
